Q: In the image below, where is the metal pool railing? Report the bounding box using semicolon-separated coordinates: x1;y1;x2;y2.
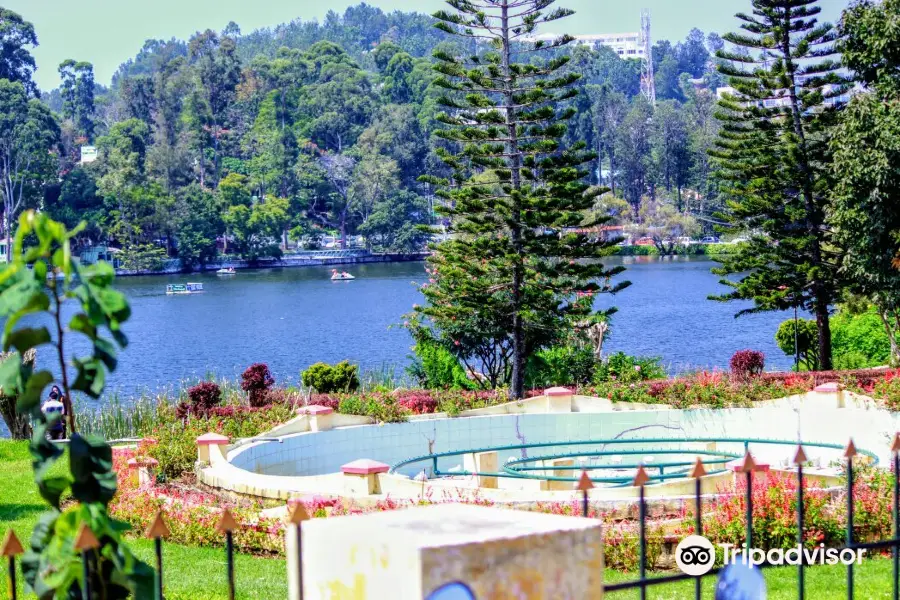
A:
389;437;878;486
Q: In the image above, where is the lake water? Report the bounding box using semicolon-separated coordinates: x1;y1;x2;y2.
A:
8;257;801;407
77;256;794;397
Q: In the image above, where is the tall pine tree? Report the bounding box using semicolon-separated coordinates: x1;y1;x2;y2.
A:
416;0;628;399
710;0;849;370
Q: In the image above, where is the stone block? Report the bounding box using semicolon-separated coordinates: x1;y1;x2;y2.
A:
342;459;390;495
462;451;499;489
298;504;604;600
298;405;335;432
196;432;229;463
547;458;575;491
545;386;574;413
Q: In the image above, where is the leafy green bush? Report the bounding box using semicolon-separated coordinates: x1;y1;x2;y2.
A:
831;307;891;368
525;346;596;388
301;361;361;393
407;338;474;390
594;352;667;383
775;318;819;371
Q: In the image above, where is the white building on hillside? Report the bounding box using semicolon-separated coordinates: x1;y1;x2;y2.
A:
527;32;645;58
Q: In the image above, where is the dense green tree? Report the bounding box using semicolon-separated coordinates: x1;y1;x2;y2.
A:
419;0;629;399
44;167;104;242
58;59;96;141
358;190;430;253
830;0;900;363
0;80;59;259
616;98;653;212
224;196;289;260
651;100;693;208
173;185;223;268
710;0;850;370
0;8;39;96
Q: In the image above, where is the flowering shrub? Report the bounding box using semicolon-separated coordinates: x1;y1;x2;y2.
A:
301;361;361;393
146;401;295;478
176;382;223;418
241;363;276;407
730;350;765;380
397;391;439;414
582;370;813;408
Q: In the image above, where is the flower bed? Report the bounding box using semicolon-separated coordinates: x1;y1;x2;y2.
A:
110;445;895;571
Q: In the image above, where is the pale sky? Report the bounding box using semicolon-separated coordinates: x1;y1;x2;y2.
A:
9;0;850;91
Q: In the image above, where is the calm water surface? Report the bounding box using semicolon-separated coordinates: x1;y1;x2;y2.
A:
72;256;795;399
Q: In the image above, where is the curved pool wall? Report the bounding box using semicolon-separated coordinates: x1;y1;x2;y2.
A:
229;405;900;479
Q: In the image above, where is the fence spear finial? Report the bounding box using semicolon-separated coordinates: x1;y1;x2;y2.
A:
289;502;310;525
844;439;858;459
891;433;900;454
74;525;100;551
217;509;239;534
690;457;706;478
793;445;808;465
632;465;650;487
575;470;594;491
145;512;171;539
740;451;757;473
1;530;23;557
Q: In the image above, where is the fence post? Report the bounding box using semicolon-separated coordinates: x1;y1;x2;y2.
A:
146;512;171;600
892;434;900;600
74;525;100;600
633;465;650;600
1;530;23;600
287;502;310;600
845;439;857;600
576;470;594;518
217;509;239;600
795;445;808;600
740;452;757;552
691;457;707;600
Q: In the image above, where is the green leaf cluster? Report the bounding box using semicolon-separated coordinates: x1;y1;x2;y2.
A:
0;211;151;598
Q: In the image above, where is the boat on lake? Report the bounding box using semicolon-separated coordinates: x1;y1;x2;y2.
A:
216;267;236;275
166;282;204;295
331;269;355;281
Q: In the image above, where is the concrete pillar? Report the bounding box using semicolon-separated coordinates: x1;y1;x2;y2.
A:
547;458;575;491
300;504;604;599
126;457;159;487
196;432;229;463
298;405;334;432
463;451;499;489
545;386;574;413
341;459;390;495
814;382;844;407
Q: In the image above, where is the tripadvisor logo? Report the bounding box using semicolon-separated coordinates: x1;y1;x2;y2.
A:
676;535;868;576
676;535;716;576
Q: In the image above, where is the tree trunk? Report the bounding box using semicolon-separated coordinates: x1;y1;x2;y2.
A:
501;1;525;400
815;294;833;371
608;148;616;196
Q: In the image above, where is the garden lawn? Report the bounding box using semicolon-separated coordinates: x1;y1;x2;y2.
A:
0;440;895;599
0;441;285;600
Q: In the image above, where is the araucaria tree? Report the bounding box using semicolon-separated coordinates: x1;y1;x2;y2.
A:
415;0;629;399
710;0;848;370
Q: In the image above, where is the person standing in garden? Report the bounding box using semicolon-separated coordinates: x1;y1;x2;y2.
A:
41;385;66;440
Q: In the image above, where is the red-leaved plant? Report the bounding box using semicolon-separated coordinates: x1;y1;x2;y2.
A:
730;350;765;380
241;363;276;407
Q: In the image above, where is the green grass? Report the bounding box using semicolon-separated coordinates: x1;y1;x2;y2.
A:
0;441;285;600
0;440;896;599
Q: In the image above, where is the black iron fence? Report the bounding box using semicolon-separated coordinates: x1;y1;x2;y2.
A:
2;437;899;599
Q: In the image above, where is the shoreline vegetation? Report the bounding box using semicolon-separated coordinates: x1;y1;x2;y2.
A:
110;243;740;277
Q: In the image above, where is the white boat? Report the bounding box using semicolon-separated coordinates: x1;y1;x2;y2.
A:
166;282;204;295
330;269;355;281
216;267;236;275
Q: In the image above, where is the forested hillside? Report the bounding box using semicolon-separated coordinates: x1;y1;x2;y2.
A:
12;3;723;269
